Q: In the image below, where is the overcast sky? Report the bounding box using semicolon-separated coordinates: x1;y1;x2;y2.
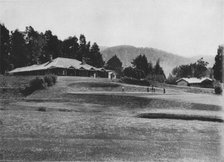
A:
0;0;223;57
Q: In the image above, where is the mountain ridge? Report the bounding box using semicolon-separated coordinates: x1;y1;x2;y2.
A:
100;45;214;76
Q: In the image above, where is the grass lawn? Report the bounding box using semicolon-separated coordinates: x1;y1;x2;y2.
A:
0;75;39;88
0;76;223;161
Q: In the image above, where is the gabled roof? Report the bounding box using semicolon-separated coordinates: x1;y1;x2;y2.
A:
176;77;213;84
9;57;106;73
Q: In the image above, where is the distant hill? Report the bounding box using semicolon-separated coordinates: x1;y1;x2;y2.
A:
101;45;214;76
99;46;109;51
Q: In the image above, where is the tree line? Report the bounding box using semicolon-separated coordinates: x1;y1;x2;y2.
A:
166;58;211;84
167;45;223;84
106;54;166;82
0;24;104;74
1;23;222;84
0;23;166;82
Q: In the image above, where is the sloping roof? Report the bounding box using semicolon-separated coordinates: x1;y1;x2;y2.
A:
9;57;106;74
176;77;213;84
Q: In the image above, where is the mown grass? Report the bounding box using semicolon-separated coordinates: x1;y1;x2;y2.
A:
0;75;39;88
164;83;214;94
68;82;121;91
68;81;163;93
0;75;223;161
0;75;41;99
0;98;222;161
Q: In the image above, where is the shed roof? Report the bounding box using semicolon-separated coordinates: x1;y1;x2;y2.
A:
176;77;213;84
9;57;107;74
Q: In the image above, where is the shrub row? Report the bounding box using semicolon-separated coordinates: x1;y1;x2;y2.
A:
21;74;57;96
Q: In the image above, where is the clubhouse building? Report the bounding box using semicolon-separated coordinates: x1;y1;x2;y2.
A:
9;57;116;79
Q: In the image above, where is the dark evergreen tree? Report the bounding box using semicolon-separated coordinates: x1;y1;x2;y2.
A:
77;34;87;61
89;42;104;68
123;66;145;79
154;59;165;75
105;55;122;74
166;73;178;84
146;59;166;82
10;29;29;68
148;61;153;74
0;24;10;74
82;41;91;63
40;30;62;63
213;45;223;82
0;24;107;71
132;54;148;76
62;36;79;59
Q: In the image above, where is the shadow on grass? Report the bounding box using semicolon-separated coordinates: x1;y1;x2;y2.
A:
63;93;222;111
58;108;72;112
69;82;120;88
137;113;224;123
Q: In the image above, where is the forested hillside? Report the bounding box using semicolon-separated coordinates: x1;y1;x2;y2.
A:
101;45;214;76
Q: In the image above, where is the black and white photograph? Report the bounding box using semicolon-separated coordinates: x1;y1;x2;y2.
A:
0;0;223;161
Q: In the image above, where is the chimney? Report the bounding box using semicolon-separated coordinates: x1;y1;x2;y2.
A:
81;57;86;64
36;58;40;65
191;67;195;77
49;55;53;62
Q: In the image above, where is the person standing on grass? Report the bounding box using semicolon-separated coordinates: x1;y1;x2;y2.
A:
122;86;125;92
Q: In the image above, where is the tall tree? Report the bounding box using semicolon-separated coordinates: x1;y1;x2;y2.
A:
77;34;87;61
213;45;223;82
0;24;10;74
10;29;29;68
147;59;166;82
193;58;208;78
105;55;122;74
148;61;153;75
123;66;145;79
62;36;79;59
172;58;208;79
89;42;104;68
132;54;148;75
25;26;46;64
154;59;165;75
40;30;62;63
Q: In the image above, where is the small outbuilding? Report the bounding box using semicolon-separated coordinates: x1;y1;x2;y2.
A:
176;77;213;88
